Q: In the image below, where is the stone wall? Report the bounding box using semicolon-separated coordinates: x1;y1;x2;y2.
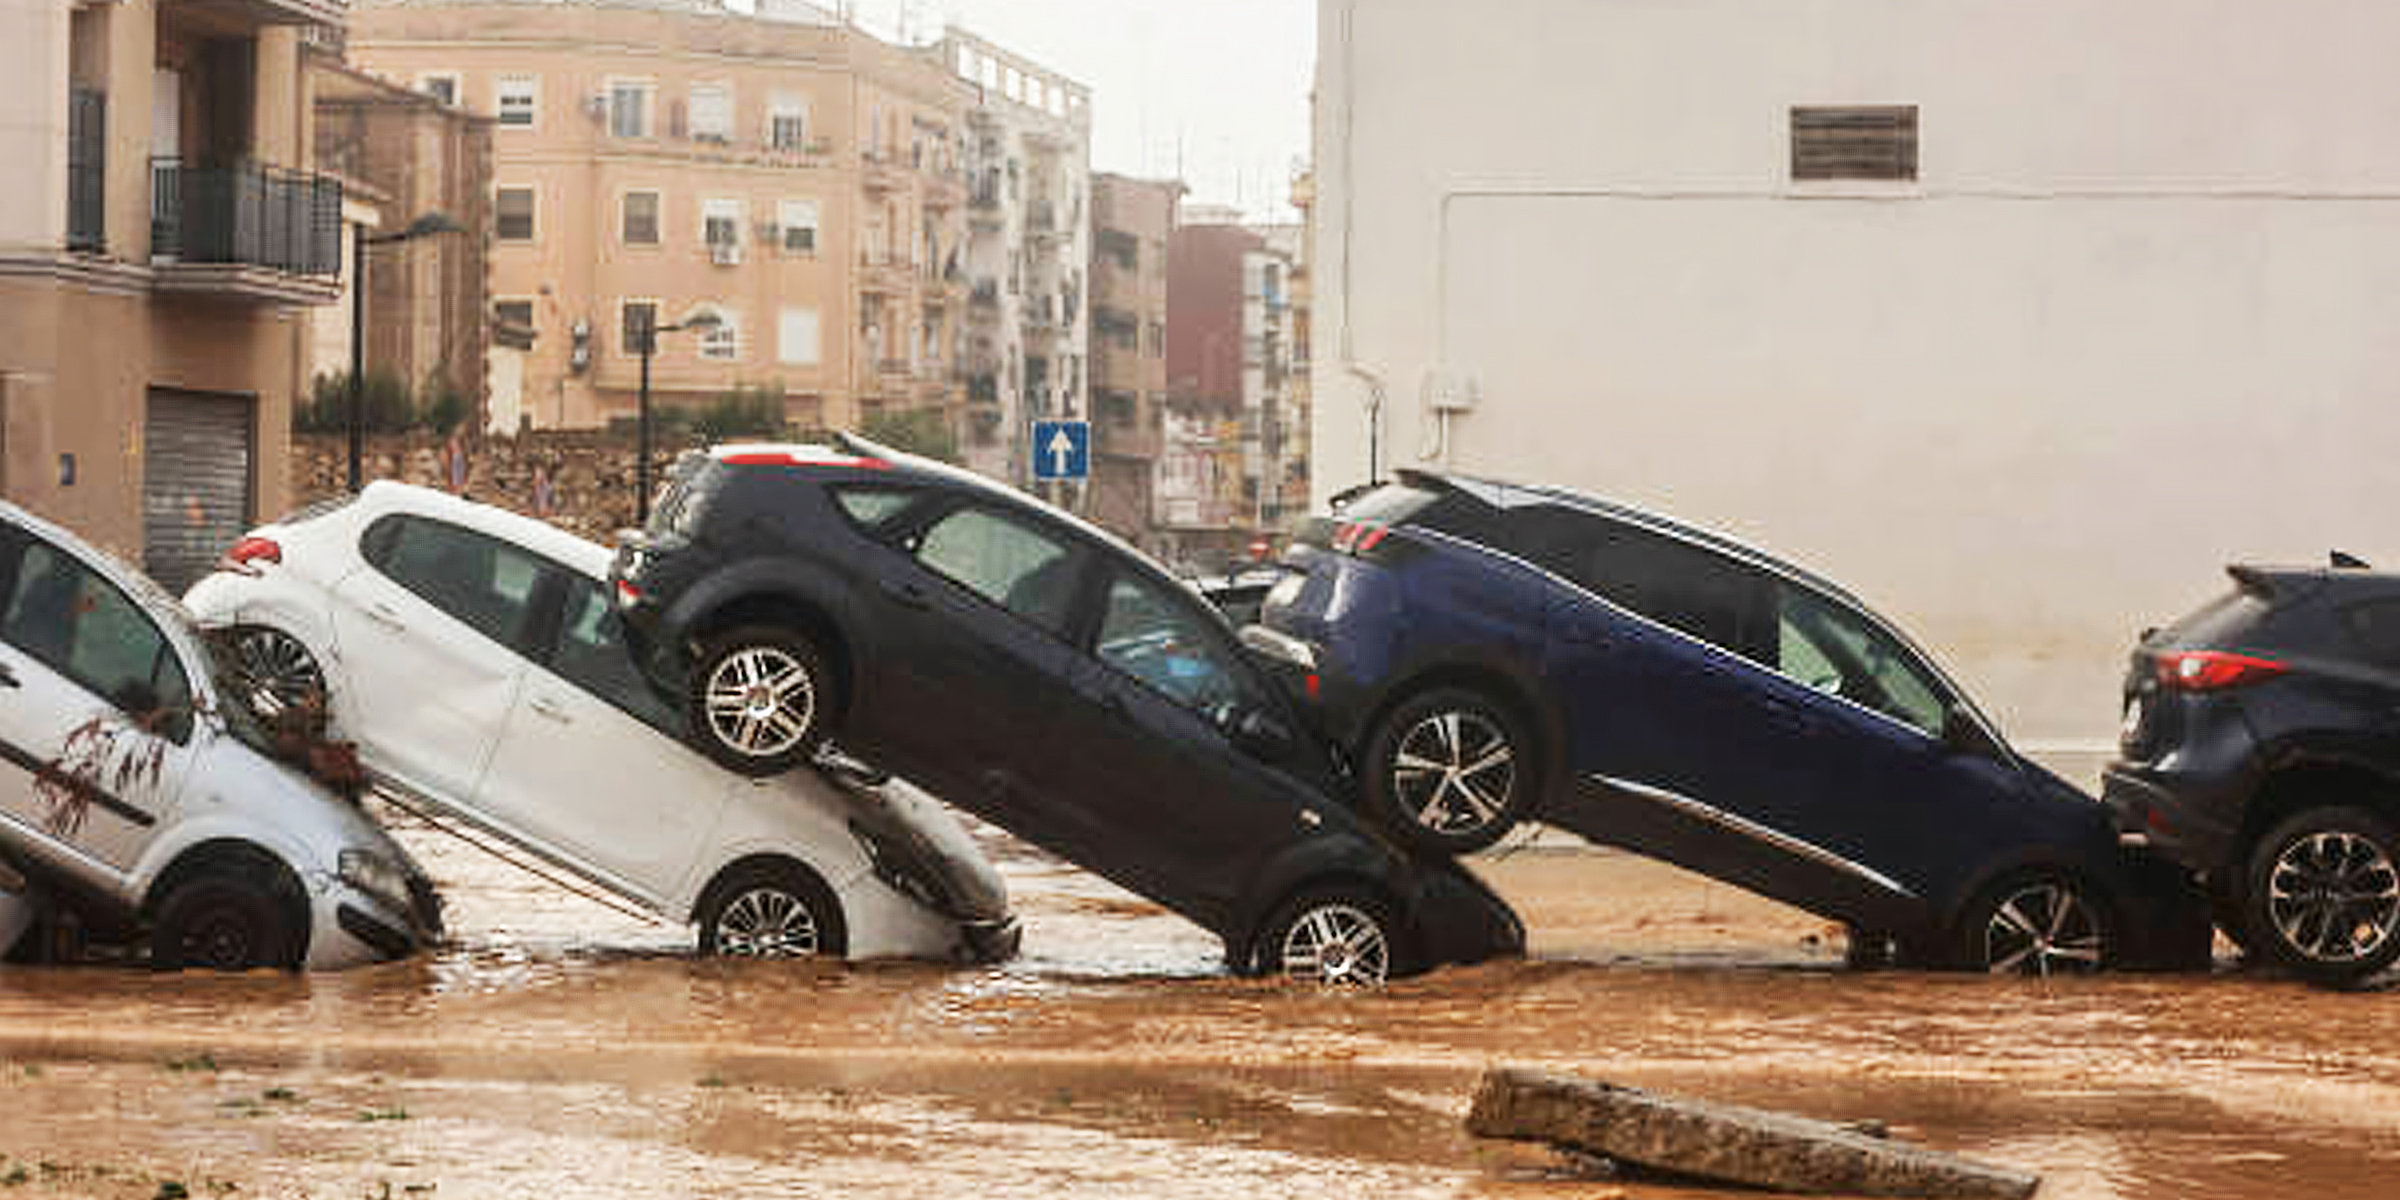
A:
290;430;717;543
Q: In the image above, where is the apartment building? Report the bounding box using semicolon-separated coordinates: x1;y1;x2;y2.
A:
345;0;971;434
940;30;1091;490
1159;208;1298;567
2;0;342;590
1086;172;1177;545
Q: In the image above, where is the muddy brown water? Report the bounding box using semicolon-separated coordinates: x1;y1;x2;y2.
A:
2;799;2395;1199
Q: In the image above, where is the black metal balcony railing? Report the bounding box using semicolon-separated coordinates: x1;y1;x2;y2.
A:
68;89;106;253
150;158;341;276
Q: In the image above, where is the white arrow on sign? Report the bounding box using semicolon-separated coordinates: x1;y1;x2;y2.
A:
1047;426;1076;476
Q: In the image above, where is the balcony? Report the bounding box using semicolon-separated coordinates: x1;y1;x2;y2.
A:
149;159;342;305
857;251;914;295
921;169;967;209
861;149;910;194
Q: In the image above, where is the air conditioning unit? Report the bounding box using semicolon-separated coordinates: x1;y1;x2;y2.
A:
710;241;743;266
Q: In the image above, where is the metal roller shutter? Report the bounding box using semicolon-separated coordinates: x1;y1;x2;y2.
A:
143;388;254;594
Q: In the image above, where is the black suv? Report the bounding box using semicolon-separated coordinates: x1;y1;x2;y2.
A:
2107;558;2400;983
607;436;1523;983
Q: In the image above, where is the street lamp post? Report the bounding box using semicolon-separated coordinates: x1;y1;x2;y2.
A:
634;310;722;524
348;212;466;491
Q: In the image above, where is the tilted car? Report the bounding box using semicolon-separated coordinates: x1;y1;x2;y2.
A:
2107;557;2400;983
184;483;1017;964
609;437;1524;985
0;499;441;970
1249;472;2207;974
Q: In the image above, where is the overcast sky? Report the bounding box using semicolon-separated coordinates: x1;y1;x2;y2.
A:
843;0;1317;222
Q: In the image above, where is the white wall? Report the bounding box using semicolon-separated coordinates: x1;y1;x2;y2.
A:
1314;0;2400;747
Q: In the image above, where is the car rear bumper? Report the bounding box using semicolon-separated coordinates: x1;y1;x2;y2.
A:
2102;762;2246;875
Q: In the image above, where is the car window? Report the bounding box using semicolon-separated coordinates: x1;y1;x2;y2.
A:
0;536;193;739
549;574;681;735
1568;521;1772;661
1095;573;1249;714
912;506;1078;634
364;516;547;652
1777;584;1949;737
829;485;920;528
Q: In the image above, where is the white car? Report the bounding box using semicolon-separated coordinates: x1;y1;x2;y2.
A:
0;500;439;970
186;483;1016;963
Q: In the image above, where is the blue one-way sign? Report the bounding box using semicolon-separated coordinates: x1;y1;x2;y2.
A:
1031;419;1090;481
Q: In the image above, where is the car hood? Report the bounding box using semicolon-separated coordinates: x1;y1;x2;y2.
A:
813;771;1010;923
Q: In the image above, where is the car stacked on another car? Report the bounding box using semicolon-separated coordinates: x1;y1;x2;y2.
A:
185;483;1018;964
0;499;441;971
1249;472;2209;975
2108;557;2400;983
608;437;1525;985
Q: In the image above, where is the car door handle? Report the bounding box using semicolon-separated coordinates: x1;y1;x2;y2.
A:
364;601;407;630
528;695;572;723
881;580;931;610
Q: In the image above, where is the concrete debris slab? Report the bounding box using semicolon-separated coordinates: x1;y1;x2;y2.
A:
1466;1067;2040;1199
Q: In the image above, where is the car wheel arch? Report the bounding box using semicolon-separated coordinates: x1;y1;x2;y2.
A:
142;839;312;964
692;852;849;957
1234;871;1410;978
2238;757;2400;859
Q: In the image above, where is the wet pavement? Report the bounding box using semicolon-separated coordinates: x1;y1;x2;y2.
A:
2;794;2396;1199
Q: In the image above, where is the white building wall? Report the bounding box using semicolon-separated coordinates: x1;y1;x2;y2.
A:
1314;0;2400;749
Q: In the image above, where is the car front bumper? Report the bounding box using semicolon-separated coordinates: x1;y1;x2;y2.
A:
2102;762;2247;876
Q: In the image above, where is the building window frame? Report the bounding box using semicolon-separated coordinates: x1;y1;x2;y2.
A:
778;306;821;366
1789;104;1920;185
768;94;810;153
620;297;660;358
417;72;462;108
607;77;655;140
689;80;733;144
621;188;662;247
777;198;819;256
701;196;743;250
495;75;538;130
495;183;537;243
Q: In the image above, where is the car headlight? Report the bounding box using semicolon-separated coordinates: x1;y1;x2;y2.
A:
338;848;411;914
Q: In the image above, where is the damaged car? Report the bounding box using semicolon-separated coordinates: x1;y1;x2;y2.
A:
1249;472;2209;975
608;437;1524;985
185;484;1017;964
0;500;440;971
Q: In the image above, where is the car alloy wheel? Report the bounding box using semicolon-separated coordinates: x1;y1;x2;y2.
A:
712;886;824;958
1367;688;1536;856
151;874;298;972
690;626;831;777
229;626;326;720
1263;891;1395;987
1974;876;2107;977
2264;828;2400;968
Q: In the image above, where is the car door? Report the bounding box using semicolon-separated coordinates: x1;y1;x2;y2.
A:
329;515;543;806
474;570;731;906
0;526;198;877
1043;567;1331;927
854;499;1089;847
1536;518;1923;929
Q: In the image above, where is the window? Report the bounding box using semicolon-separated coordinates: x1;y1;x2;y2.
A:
621;299;658;356
1093;574;1246;714
1790;105;1918;183
547;576;679;735
697;308;738;361
829;486;918;528
418;73;460;107
608;80;652;139
702;197;742;248
0;536;193;738
777;199;819;254
912;507;1077;634
689;82;732;142
496;76;537;128
622;190;661;245
493;298;534;330
1551;517;1771;662
1776;585;1949;737
768;94;808;151
495;186;535;242
778;307;820;366
363;516;546;653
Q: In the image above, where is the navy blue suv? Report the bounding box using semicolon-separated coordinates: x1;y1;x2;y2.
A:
1252;472;2206;973
607;438;1523;984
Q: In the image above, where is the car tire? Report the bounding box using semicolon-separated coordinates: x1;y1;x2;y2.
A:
151;874;300;972
697;861;848;960
1362;687;1537;856
1955;870;2112;976
1252;886;1401;987
2242;806;2400;985
227;625;328;723
689;626;833;778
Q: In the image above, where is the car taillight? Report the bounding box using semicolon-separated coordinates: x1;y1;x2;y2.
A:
615;578;643;607
1330;521;1391;555
2155;650;2287;692
223;536;281;575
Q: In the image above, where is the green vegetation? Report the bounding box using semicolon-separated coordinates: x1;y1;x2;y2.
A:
164;1054;218;1074
858;406;959;463
296;369;475;435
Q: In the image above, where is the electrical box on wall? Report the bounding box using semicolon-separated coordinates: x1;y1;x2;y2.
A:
1426;369;1479;413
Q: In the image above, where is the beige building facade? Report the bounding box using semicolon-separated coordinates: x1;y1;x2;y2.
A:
1087;172;1177;545
2;0;341;589
346;0;971;434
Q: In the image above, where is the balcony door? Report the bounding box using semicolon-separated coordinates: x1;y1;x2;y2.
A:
152;68;180;161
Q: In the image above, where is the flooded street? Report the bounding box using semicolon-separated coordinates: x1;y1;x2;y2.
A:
2;795;2396;1199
